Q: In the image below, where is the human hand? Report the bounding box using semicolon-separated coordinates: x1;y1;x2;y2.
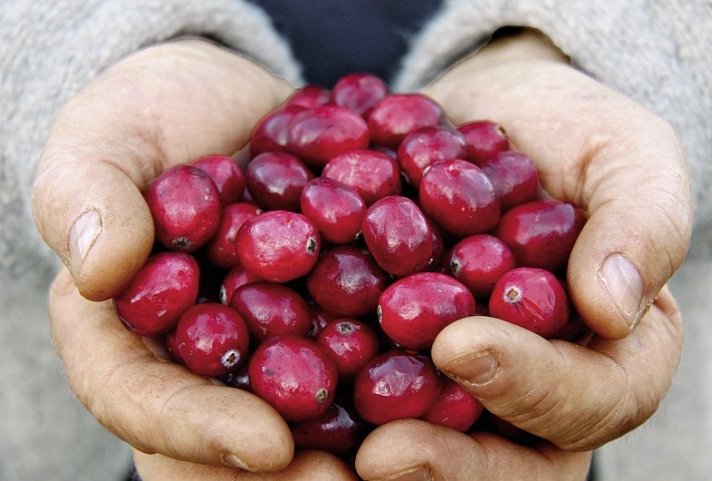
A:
352;29;689;480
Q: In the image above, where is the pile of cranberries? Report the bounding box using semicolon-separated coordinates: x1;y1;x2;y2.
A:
113;73;587;458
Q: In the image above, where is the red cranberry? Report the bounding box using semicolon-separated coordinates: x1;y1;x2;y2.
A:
245;152;314;211
285;85;332;109
353;350;441;425
496;200;586;273
145;165;222;252
164;329;184;365
206;202;261;269
426;218;446;271
378;272;476;350
480;151;539;210
448;234;517;298
219;265;263;305
300;178;367;245
115;252;199;337
192;154;245;205
235;210;321;282
316;319;380;379
397;127;466;188
248;335;338;422
307;304;338;339
291;401;365;454
458;120;509;165
422;379;484;432
489;267;570;338
306;246;389;318
174;303;250;377
250;105;308;156
332;73;389;117
361;196;433;276
419;159;500;237
287;106;370;167
321;149;402;205
367;94;444;148
229;282;312;341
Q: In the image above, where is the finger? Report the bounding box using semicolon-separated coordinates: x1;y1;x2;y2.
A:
133;449;357;481
355;419;592;481
425;61;691;338
430;288;682;450
33;40;292;300
49;267;293;471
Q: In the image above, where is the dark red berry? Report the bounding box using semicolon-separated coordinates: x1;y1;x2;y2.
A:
219;265;263;305
206;202;261;270
292;401;365;454
175;303;250;377
248;335;338;422
245;152;314;211
397;127;466;187
367;94;444;148
458;120;509;165
448;234;517;298
480;151;539;210
145;165;222;252
220;365;251;391
307;304;338;339
316;319;380;379
115;252;200;337
321;149;402;205
192;154;245;205
332;73;389;117
489;267;570;338
422;379;484;432
285;85;332;109
164;329;184;365
378;272;476;350
300;178;367;244
250;105;308;156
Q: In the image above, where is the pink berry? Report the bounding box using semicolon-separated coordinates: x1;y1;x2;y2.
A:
316;319;380;379
378;272;476;350
353;350;441;425
235;210;321;282
287;106;370;167
219;265;263;305
245;152;314;211
192;154;245;205
422;379;484;432
489;267;570;338
248;335;338;422
458;120;509;165
419;159;500;237
361;196;434;276
300;178;367;244
145;165;222;252
251;105;308;156
321;149;402;205
285;85;332;109
367;94;444;148
175;303;250;377
291;401;364;454
496;200;586;273
206;202;261;270
115;252;200;337
332;73;389;117
448;234;517;298
397;126;466;187
480;151;539;210
306;246;389;318
229;282;312;341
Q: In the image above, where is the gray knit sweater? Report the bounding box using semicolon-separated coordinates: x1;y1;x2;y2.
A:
1;1;710;480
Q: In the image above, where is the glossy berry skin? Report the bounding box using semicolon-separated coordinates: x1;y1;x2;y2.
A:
489;267;570;338
448;234;517;299
306;246;389;318
419;159;500;238
245;152;314;211
219;265;263;305
287;106;370;167
316;319;380;379
145;165;222;252
285;84;332;109
496;200;586;273
235;210;321;282
300;178;367;244
292;401;365;454
115;252;200;337
174;303;250;377
192;154;245;205
397;127;466;188
422;379;484;432
361;196;434;276
378;272;476;350
480;151;539;210
332;73;389;117
229;282;312;341
354;350;441;426
367;94;444;148
250;105;307;156
248;335;338;422
458;120;509;165
206;202;261;269
321;149;402;205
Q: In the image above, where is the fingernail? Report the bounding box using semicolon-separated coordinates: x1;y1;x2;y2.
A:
68;210;102;275
442;351;500;387
598;254;644;329
376;466;433;481
222;453;253;471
